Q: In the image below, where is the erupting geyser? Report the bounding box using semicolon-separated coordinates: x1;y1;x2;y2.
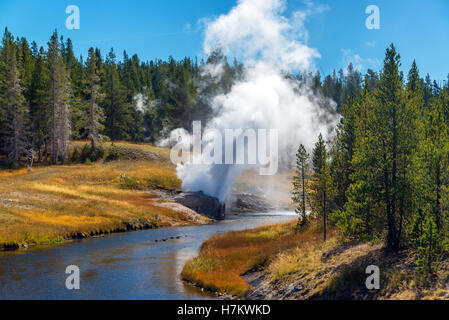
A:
161;0;338;206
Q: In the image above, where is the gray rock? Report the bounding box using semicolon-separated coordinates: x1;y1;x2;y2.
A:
228;193;275;213
174;191;225;220
2;243;19;251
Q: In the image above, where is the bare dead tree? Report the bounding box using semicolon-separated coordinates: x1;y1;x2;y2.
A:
27;149;36;171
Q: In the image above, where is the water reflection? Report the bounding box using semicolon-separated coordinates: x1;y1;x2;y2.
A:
0;212;295;300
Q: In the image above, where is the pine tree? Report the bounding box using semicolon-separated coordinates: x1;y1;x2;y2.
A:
292;144;309;229
421;90;449;232
47;30;71;164
86;47;104;150
311;134;329;241
29;46;50;161
338;80;379;240
416;217;444;275
0;29;29;166
340;44;416;251
17;37;34;103
372;44;405;251
103;49;130;141
329;95;357;211
394;60;423;242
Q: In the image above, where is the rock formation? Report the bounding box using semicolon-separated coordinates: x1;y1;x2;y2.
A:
173;191;225;220
228;193;277;213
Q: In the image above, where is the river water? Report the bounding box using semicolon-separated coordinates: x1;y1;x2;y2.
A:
0;212;295;300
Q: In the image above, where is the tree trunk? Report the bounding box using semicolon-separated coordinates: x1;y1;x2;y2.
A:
385;154;397;252
301;166;306;219
51;77;57;165
323;188;327;242
436;161;441;231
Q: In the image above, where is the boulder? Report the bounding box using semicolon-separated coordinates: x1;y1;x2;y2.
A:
228;193;276;213
173;191;225;220
2;243;19;251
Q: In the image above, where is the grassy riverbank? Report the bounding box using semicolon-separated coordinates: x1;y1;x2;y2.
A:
181;220;312;296
0;142;210;249
182;220;449;300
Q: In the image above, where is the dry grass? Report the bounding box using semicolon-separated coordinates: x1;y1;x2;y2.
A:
257;231;449;300
181;220;326;297
0;142;210;247
73;140;171;160
181;216;449;300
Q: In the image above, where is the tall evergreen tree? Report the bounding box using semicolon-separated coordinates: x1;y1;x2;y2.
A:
339;44;421;251
29;46;50;161
329;95;357;211
47;30;71;164
372;44;405;251
311;134;329;241
421;91;449;232
86;47;104;149
0;29;29;166
292;144;309;229
103;48;130;141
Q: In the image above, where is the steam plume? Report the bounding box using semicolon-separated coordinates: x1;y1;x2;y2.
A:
164;0;337;201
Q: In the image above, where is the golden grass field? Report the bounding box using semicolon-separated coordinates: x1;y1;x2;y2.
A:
181;220;326;297
0;140;296;252
0;142;211;248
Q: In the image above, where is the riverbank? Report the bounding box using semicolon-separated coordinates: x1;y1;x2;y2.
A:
0;141;295;251
0;212;295;299
182;220;449;300
0;142;211;250
181;220;302;297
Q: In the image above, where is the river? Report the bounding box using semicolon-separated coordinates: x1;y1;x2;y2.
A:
0;212;295;300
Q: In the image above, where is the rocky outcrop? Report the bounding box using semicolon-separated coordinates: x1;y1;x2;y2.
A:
152;201;211;224
1;243;19;251
173;191;225;220
228;193;277;213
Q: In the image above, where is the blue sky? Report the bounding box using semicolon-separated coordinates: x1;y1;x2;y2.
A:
1;0;448;81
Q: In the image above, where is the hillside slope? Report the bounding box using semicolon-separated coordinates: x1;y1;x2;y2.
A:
182;220;449;300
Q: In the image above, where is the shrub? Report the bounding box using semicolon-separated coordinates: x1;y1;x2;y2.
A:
80;144;91;163
105;143;120;162
71;147;81;163
409;208;426;249
89;145;104;162
101;135;111;142
76;144;105;163
119;176;146;190
416;217;445;275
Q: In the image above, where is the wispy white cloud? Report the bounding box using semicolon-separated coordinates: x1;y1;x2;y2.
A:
202;0;329;72
341;48;381;72
293;0;330;43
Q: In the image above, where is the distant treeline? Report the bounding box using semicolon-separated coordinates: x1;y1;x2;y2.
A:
293;44;449;274
1;28;447;168
0;28;245;166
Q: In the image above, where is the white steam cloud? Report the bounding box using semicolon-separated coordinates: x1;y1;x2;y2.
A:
167;0;337;202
